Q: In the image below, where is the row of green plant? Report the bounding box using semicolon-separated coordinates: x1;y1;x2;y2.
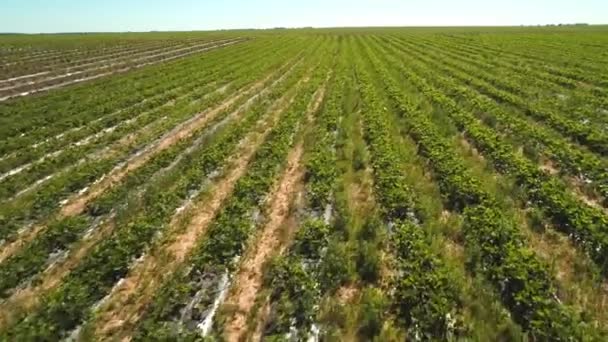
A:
0;41;307;242
0;50;314;300
379;36;608;204
418;32;608;93
0;81;219;197
0;38;298;194
260;60;345;340
375;37;608;277
387;36;608;156
354;46;465;340
304;69;341;212
0;37;221;89
0;51;323;340
132;59;329;341
0;36;289;141
362;37;599;340
16;37;230;76
263;220;332;339
0;36;230;78
0;38;250;100
0;36;282;150
0;37;281;170
403;34;608;125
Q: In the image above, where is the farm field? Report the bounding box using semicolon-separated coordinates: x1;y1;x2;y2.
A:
0;26;607;340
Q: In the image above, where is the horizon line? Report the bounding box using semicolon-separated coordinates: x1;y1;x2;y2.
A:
2;23;607;35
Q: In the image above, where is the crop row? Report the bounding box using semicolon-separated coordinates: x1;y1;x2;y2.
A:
0;37;191;62
361;37;597;339
0;93;257;338
0;36;291;141
0;38;295;193
0;40;308;245
132;60;328;341
4;35;228;64
0;81;221;199
0;38;249;102
430;32;608;92
0;49;325;340
404;35;608;125
260;60;346;340
372;37;608;277
0;37;286;161
0;37;215;79
0;46;315;303
0;36;236;83
304;68;341;212
388;36;608;156
0;36;200;67
0;38;242;139
0;37;240;89
377;36;608;204
354;43;464;339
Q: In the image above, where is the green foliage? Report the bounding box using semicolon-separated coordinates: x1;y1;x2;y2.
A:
318;240;355;292
357;288;387;339
0;37;301;242
364;39;598;339
2;28;608;341
391;221;461;339
380;36;608;276
292;219;331;260
356;241;381;283
264;257;318;336
304;73;342;211
132;58;329;340
356;55;465;340
2;54;319;340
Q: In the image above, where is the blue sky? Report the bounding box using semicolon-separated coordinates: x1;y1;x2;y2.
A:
1;0;606;33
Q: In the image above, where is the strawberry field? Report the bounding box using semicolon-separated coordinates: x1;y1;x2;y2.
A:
0;26;607;340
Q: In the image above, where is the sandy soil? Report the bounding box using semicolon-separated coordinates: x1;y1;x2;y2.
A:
89;70;308;341
0;39;246;102
0;63;291;330
0;218;116;329
222;85;326;342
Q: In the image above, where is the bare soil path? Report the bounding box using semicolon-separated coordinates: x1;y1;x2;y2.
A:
0;39;247;102
89;74;311;341
0;59;296;266
0;63;297;330
222;85;326;342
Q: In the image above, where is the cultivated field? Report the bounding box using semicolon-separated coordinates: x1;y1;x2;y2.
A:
0;26;607;340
